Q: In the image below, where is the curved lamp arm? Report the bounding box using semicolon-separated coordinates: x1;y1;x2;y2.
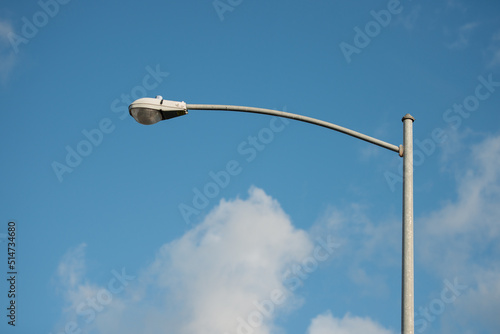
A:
187;104;401;155
128;97;402;155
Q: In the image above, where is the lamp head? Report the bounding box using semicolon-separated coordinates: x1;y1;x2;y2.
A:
129;96;188;125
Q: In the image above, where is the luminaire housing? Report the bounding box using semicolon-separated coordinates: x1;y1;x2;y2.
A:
129;96;188;125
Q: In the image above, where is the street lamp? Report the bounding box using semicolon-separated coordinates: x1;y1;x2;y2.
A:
129;96;188;125
129;96;415;334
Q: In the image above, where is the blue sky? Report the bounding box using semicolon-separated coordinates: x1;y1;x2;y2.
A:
1;0;500;333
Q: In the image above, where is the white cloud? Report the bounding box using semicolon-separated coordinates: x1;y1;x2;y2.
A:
50;184;411;334
421;134;500;258
53;187;316;334
307;311;394;334
418;134;500;332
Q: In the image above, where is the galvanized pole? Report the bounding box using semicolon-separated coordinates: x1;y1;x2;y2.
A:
402;114;415;334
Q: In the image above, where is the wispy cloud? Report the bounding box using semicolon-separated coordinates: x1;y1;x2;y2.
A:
53;242;106;333
311;203;399;297
394;4;422;31
446;22;479;50
445;0;468;13
486;30;500;68
56;243;87;290
0;19;17;82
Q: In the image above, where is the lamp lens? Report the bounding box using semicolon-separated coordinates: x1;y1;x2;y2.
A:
130;108;162;125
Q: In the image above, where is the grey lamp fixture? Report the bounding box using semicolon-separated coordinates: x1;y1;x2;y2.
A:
129;96;188;125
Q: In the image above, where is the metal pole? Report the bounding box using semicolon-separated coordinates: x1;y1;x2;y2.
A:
402;114;415;334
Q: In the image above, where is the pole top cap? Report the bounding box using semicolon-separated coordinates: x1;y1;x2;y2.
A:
402;114;415;122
